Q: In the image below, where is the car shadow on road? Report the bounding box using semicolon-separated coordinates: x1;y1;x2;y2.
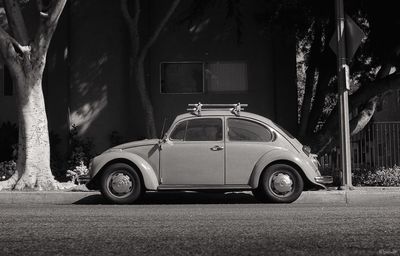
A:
73;191;260;205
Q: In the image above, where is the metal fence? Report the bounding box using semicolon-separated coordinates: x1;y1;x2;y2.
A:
320;122;400;171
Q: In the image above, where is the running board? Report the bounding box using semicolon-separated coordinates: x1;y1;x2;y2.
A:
157;184;253;191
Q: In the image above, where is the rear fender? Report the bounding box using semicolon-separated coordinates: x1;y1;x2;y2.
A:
249;149;320;188
91;151;159;190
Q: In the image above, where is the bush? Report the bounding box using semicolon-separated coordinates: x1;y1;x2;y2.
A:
353;166;400;186
0;160;16;181
67;124;93;171
66;161;89;185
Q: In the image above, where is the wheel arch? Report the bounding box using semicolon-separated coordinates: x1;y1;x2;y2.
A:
89;152;159;190
249;150;324;191
256;160;316;190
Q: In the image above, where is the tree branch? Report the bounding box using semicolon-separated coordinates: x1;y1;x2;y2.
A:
33;0;67;58
3;0;29;45
312;73;400;154
0;26;23;67
299;21;322;138
350;96;378;136
305;50;336;136
138;0;181;63
121;0;133;28
121;0;140;56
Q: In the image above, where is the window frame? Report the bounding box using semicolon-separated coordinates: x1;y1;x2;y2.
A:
159;61;205;95
226;117;275;143
168;117;224;142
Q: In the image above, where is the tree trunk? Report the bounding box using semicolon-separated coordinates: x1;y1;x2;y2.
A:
134;62;157;138
121;0;180;139
0;68;56;190
299;21;322;138
0;0;67;191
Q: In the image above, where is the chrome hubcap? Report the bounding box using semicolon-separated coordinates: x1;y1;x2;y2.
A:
271;172;293;196
110;173;133;195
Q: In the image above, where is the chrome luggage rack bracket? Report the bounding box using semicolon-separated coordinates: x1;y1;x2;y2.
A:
187;102;248;116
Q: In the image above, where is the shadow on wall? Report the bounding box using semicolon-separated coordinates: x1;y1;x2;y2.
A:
68;0;131;153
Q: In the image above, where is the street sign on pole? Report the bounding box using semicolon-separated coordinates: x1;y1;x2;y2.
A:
333;0;353;189
329;15;366;60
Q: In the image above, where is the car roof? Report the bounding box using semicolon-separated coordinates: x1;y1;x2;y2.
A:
173;111;276;127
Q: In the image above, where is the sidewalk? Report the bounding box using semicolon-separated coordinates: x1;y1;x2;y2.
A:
0;187;399;205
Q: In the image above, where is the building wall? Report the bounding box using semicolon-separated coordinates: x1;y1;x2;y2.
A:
0;0;298;154
149;0;298;135
67;0;132;152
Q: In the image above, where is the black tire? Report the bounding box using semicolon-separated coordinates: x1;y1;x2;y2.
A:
255;164;304;203
100;163;143;204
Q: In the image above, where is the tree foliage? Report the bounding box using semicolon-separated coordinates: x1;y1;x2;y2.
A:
260;0;400;154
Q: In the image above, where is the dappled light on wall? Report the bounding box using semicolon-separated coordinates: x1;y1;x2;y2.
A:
70;95;107;134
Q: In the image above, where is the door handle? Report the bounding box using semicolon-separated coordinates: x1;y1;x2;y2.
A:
211;145;224;151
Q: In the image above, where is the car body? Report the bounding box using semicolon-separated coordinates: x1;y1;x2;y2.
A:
88;103;332;204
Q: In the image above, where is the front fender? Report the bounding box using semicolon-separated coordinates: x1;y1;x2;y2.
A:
91;151;159;190
249;149;320;188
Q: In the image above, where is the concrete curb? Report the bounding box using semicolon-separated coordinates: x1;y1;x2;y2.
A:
0;187;399;205
0;191;101;205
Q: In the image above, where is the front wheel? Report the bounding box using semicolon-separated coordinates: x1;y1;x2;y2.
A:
254;164;303;203
100;163;143;204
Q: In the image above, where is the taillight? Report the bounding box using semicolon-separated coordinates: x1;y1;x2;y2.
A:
302;145;311;156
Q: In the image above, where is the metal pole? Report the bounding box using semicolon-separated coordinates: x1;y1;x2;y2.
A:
334;0;352;189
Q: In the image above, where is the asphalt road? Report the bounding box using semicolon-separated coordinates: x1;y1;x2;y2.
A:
0;193;399;256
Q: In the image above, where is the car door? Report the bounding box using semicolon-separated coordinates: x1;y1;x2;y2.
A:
160;117;225;185
225;117;276;184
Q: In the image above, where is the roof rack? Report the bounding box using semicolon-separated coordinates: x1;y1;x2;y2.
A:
187;102;248;116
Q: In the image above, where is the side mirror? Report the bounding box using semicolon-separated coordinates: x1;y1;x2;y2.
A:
158;135;168;148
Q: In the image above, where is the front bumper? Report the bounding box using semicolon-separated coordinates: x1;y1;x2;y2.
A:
314;176;333;184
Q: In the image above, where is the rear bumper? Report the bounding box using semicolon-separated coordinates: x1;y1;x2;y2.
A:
314;176;333;184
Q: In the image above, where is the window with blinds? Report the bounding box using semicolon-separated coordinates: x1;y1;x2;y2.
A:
205;62;247;92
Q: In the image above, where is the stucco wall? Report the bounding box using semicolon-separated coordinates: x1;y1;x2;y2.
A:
148;0;298;135
68;0;131;153
1;0;298;155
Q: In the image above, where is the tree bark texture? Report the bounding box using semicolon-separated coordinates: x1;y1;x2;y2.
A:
0;0;67;191
14;72;56;190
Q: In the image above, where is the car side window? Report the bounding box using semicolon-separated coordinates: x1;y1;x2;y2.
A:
170;121;187;140
170;118;222;141
227;118;273;142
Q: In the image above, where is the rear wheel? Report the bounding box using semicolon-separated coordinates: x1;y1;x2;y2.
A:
254;164;303;203
100;163;143;204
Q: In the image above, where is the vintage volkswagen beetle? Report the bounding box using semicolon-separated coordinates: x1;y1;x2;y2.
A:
88;103;332;204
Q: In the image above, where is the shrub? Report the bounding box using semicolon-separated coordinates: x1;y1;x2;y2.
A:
67;124;93;171
0;160;16;181
353;166;400;186
66;161;89;185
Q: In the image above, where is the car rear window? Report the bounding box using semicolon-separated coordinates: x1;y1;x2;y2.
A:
227;118;273;142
